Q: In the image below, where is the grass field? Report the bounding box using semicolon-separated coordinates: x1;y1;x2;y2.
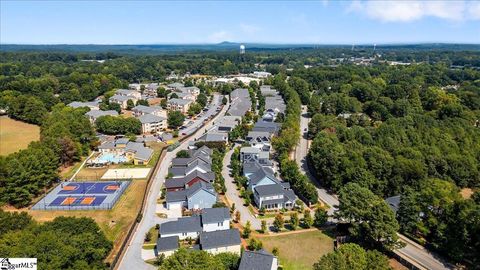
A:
24;179;148;264
0;116;40;155
260;229;334;270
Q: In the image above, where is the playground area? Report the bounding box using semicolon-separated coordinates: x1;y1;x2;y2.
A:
32;181;130;210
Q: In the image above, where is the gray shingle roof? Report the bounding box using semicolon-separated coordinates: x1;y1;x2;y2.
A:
125;142;154;161
199;229;241;250
133;105;162;114
248;167;279;186
155;236;179;254
116;89;139;96
138;114;166;124
168;98;192;105
252;121;281;134
386;195;401;213
171;156;210;167
254;184;285;197
166;189;187;202
186;181;216;198
200;207;230;224
160;216;202;235
198;132;227;142
165;171;215;189
110;94;132;102
169;162;211;177
239;250;276;270
85;110;118;118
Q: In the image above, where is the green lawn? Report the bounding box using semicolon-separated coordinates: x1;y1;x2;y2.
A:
261;229;334;270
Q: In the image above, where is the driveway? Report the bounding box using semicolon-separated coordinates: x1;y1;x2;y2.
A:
223;147;262;230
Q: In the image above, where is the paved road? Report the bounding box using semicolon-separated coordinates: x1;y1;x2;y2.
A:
222;146;262;230
295;105;450;270
295;105;338;216
117;95;228;270
182;94;222;136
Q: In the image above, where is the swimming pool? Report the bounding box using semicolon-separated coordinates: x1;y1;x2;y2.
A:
97;153;127;164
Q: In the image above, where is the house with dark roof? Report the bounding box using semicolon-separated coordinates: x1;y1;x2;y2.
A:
200;207;230;232
199;229;241;255
243;161;274;178
246;167;280;191
168;161;211;178
166;181;217;210
159;207;230;239
154;236;179;258
165;171;216;191
240;147;271;165
171;155;211;168
239;249;278;270
197;132;228;143
253;184;296;210
252;121;281;135
160;216;203;239
246;131;272;151
385;195;401;214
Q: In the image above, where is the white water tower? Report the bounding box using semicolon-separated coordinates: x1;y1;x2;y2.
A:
240;44;245;54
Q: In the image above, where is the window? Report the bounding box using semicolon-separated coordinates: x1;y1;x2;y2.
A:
218;222;223;226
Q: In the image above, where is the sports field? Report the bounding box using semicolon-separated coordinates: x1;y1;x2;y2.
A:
0;116;40;155
25;179;148;265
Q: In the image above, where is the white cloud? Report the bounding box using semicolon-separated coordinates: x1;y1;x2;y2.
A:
347;0;480;22
207;30;232;43
240;23;261;34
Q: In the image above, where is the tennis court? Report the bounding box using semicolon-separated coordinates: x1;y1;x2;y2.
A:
32;181;130;210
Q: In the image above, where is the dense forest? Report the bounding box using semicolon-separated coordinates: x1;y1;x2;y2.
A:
297;63;480;264
0;210;112;269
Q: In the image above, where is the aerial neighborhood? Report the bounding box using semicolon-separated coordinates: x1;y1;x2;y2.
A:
1;11;478;270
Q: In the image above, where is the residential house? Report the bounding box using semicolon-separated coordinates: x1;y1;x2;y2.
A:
160;216;203;240
246;131;271;151
385;195;401;214
198;229;241;255
167;98;192;113
132;105;167;118
246;166;280;191
252;121;281;135
166;181;217;210
253;184;296;210
252;71;272;78
200;207;230;232
138;114;167;134
171;91;195;101
243;160;274;178
239;249;278;270
85;110;118;124
145;83;160;97
228;88;251;117
154;236;179;258
167;82;185;91
171;156;211;168
159;207;231;240
164;171;216;191
240;147;271;166
215;116;241;132
197;132;228;144
169;160;211;178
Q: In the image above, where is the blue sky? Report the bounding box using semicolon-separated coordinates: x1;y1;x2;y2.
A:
1;0;480;44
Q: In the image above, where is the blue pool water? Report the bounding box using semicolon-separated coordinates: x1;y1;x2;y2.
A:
97;153;127;163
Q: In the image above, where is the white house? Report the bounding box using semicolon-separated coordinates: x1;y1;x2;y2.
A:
132;105;167;118
167;98;192;113
199;229;241;255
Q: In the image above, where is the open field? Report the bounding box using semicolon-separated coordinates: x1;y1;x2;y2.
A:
0;116;40;155
260;229;334;270
23;179;148;264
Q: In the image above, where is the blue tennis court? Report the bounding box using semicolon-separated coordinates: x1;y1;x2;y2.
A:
32;181;130;210
58;182;122;194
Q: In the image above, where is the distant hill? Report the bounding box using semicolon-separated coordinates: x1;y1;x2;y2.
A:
0;43;479;54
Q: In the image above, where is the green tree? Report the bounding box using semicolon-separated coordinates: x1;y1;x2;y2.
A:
290;212;299;230
303;209;313;228
126;99;135;110
159;248;225;270
273;214;284;232
243;221;251;238
167;111;185;129
314;207;328;227
261;220;267;234
197;93;208;107
247;238;263;251
335;183;399;249
313;243;391;270
222;96;228;105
